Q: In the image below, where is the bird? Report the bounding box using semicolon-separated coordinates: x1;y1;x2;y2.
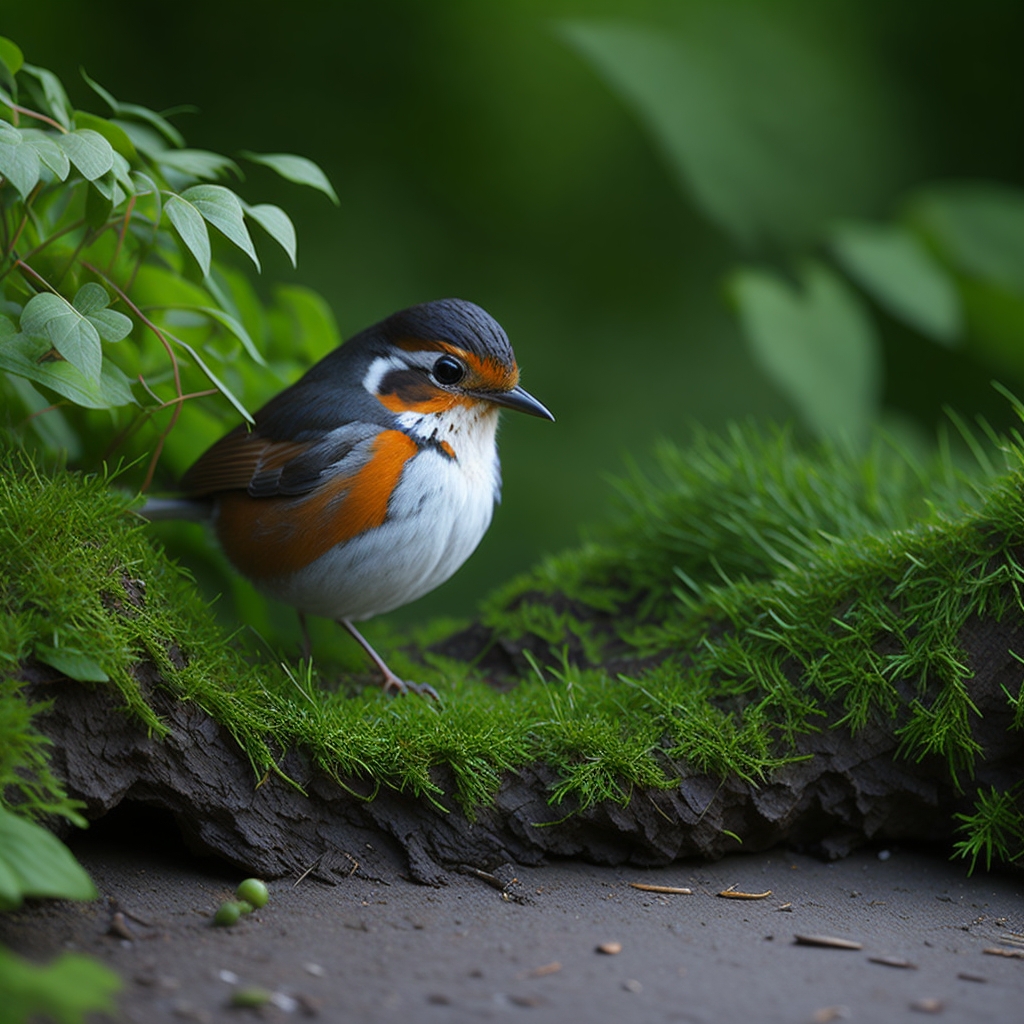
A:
143;298;553;698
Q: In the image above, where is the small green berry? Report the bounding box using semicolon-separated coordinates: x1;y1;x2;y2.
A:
236;878;269;908
213;901;242;926
236;900;254;914
230;987;272;1008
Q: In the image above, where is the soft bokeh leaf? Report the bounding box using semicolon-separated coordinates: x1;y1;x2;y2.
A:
34;644;110;683
195;306;266;366
0;946;121;1024
241;151;339;204
0;806;97;908
57;128;114;181
559;19;900;250
830;221;962;346
0;36;24;77
79;66;118;113
21;63;72;128
21;292;102;382
0;122;40;198
730;261;881;444
181;184;259;269
244;202;297;266
266;285;340;362
158;148;240;180
116;102;186;148
912;184;1024;296
165;194;212;275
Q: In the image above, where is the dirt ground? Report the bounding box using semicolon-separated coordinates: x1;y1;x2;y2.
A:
4;819;1024;1024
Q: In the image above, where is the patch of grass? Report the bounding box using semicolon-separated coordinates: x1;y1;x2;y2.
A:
4;419;1024;867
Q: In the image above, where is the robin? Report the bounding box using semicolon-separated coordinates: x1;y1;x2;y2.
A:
143;298;553;699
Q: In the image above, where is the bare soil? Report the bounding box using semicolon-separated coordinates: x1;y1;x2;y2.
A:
3;820;1023;1024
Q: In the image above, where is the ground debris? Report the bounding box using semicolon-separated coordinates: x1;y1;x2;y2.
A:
718;884;772;899
868;955;917;969
596;942;622;955
983;946;1024;959
629;882;693;895
794;934;863;950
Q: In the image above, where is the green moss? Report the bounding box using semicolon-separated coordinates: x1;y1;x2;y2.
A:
3;421;1024;867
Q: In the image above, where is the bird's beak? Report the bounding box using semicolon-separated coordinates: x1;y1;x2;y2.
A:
472;384;555;420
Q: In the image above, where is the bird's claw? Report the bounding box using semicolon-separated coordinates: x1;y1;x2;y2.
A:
381;674;440;702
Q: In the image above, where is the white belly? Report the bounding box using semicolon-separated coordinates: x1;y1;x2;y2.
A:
260;408;501;620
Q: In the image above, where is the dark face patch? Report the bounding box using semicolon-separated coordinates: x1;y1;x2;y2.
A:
376;367;465;415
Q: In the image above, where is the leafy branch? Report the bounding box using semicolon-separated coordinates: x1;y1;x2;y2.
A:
0;36;339;485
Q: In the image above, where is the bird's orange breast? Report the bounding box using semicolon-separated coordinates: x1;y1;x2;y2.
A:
215;429;420;580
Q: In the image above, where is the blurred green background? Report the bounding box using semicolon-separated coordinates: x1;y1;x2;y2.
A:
6;0;1024;647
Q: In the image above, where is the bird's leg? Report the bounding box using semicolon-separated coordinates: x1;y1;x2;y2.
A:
338;618;439;701
298;610;313;662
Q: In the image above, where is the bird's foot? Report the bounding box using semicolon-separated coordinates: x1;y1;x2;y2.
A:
380;670;440;702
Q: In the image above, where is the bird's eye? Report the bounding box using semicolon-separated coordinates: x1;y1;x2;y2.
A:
432;355;465;386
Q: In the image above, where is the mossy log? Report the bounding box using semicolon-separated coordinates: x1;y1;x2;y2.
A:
8;432;1024;880
24;601;1022;884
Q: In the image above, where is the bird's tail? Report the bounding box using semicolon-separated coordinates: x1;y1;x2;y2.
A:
138;496;212;522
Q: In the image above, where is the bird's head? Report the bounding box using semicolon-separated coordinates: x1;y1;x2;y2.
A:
362;299;554;422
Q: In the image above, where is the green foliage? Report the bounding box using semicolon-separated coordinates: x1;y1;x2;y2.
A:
0;38;338;486
562;18;1024;447
0;806;96;910
0;946;120;1024
953;786;1024;873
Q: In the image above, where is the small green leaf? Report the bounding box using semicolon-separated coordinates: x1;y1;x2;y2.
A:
22;63;73;129
117;101;186;148
730;260;881;444
830;221;963;346
71;282;111;317
165;194;212;275
181;184;259;269
166;331;254;423
158;149;240;180
194;305;266;366
21;292;103;383
20;128;70;179
244;202;297;267
79;66;119;113
84;181;113;228
0;805;98;908
241;151;339;204
0;946;121;1024
0;122;41;198
73;109;137;161
0;37;24;77
34;644;110;683
58;128;115;181
0;334;135;409
73;283;132;342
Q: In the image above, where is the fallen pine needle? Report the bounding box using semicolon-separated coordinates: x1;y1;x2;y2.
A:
629;883;693;895
794;934;863;950
868;955;917;969
717;885;772;900
984;946;1024;959
527;962;562;977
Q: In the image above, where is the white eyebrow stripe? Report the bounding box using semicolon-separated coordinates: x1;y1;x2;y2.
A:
361;354;407;395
